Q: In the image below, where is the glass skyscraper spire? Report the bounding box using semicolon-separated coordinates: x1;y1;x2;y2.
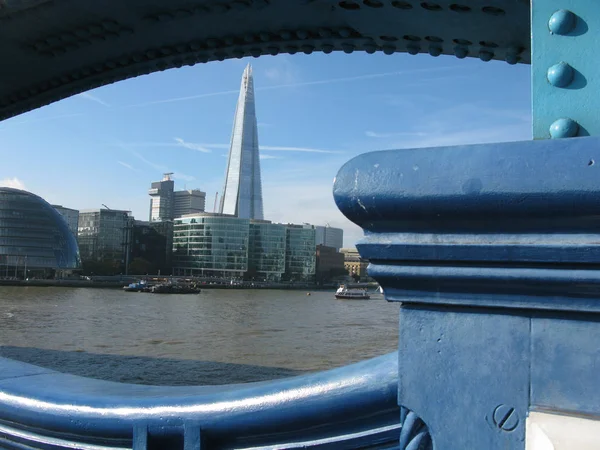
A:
219;64;264;220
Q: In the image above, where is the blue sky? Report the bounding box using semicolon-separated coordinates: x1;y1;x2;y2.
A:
0;52;531;247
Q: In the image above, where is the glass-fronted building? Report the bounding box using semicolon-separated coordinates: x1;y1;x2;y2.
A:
77;209;132;273
0;188;80;278
172;213;249;278
248;220;286;281
284;224;316;281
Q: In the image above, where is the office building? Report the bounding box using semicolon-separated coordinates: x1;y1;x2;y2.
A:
315;245;346;285
314;225;344;252
172;213;249;278
149;173;174;222
0;188;80;277
283;224;316;281
248;220;286;281
219;64;264;220
130;220;173;275
78;209;132;273
174;189;206;217
52;205;79;238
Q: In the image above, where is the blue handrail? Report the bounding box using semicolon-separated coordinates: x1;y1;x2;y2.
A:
0;353;400;449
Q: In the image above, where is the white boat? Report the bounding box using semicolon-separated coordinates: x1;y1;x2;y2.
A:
335;285;370;300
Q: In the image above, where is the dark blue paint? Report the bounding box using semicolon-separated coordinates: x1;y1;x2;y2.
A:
398;307;529;449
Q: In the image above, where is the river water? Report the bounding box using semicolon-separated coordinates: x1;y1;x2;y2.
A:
0;287;399;385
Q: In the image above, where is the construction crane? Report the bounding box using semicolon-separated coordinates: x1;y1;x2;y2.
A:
101;204;111;210
213;192;219;213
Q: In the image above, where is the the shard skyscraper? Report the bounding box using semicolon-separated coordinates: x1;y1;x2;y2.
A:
219;64;264;220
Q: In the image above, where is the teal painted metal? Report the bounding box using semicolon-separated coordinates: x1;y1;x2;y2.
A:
532;1;599;138
0;353;400;449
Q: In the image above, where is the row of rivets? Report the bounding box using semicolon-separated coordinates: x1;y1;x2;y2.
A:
30;20;132;56
339;0;506;15
144;0;268;23
547;9;579;138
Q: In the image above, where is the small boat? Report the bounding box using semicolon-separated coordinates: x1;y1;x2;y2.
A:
123;281;150;292
335;285;370;300
150;283;200;294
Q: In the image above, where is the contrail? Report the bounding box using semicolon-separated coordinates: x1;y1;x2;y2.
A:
124;65;461;108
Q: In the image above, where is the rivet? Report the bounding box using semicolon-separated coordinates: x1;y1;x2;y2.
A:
267;46;279;55
454;46;468;58
318;28;332;38
342;43;355;53
407;45;419;55
428;46;442;57
364;43;377;54
285;45;298;55
321;44;334;54
383;45;395;55
280;30;293;40
550;118;579;138
259;32;270;41
547;62;574;87
296;30;309;39
479;50;493;62
301;44;315;54
338;28;352;38
249;48;261;57
549;9;576;35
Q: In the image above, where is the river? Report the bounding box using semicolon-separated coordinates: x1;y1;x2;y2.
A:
0;287;399;385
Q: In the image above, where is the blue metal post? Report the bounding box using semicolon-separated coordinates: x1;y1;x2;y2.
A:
333;2;600;449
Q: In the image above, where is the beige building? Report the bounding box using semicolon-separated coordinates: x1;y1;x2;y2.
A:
340;247;371;281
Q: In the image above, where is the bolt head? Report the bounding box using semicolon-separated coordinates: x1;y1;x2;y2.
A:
547;62;574;87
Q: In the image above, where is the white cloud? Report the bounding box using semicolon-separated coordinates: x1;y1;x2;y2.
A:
260;154;280;160
117;161;135;170
0;177;26;190
77;92;110;107
174;137;211;153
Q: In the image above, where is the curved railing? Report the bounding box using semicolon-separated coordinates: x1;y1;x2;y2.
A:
0;353;400;449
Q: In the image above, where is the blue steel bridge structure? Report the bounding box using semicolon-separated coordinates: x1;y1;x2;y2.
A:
0;1;599;449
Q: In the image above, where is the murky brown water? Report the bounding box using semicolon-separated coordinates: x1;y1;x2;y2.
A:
0;287;399;385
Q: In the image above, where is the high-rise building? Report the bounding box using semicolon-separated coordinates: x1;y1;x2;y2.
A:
219;64;264;220
314;225;344;252
52;205;79;238
174;189;206;217
149;173;174;222
130;220;173;275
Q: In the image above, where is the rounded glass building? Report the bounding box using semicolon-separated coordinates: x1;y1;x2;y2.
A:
0;188;80;278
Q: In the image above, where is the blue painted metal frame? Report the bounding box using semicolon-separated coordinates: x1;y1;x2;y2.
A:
533;1;599;138
0;353;400;449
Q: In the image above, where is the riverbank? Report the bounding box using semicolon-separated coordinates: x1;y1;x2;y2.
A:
0;278;379;291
